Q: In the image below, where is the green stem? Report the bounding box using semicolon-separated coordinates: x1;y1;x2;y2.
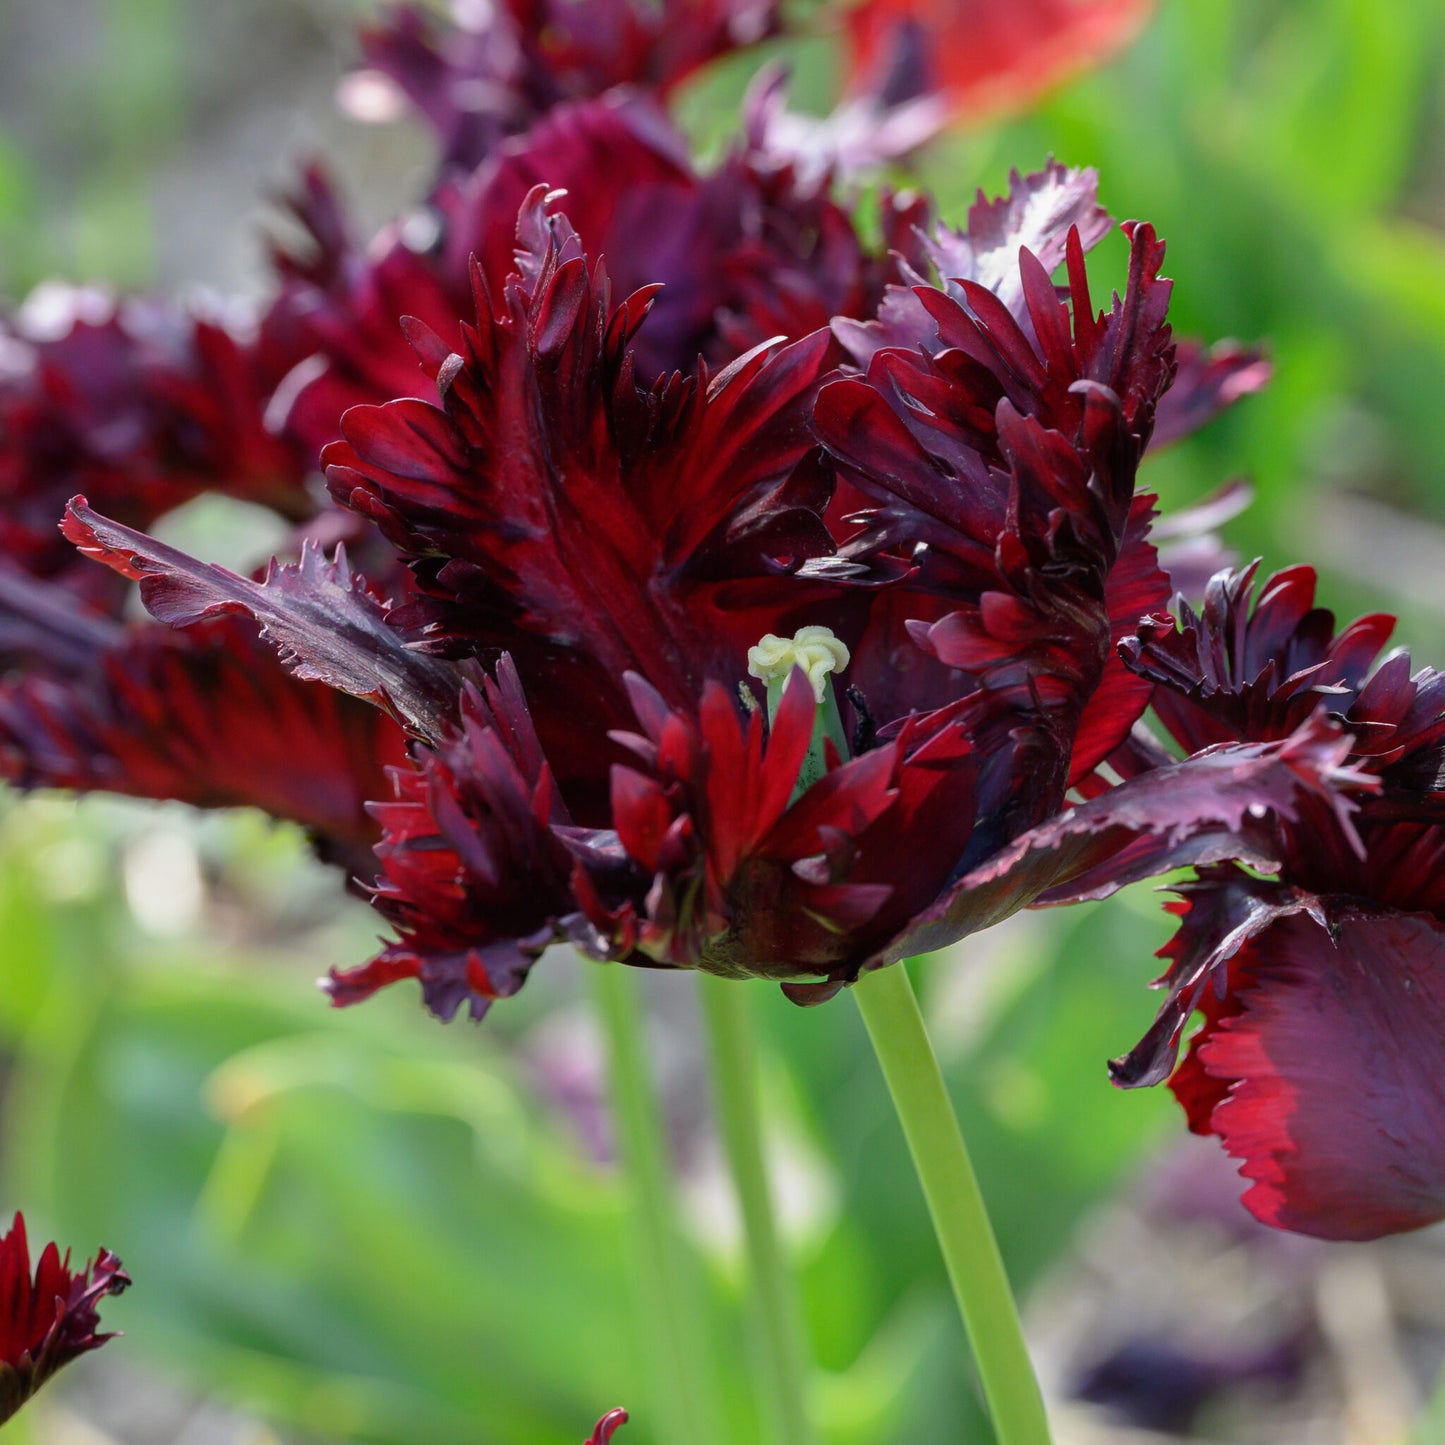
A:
591;965;722;1445
853;962;1052;1445
697;975;816;1445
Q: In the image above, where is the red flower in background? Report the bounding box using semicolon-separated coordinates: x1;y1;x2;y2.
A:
0;1213;130;1425
844;0;1154;124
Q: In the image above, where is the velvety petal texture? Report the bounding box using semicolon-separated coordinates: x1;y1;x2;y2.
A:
0;1213;130;1425
1105;562;1445;1237
0;611;408;878
1170;906;1445;1241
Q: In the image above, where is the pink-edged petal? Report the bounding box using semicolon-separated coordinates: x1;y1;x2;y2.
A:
1174;906;1445;1240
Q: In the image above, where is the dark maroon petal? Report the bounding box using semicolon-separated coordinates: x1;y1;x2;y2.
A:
1151;339;1272;448
0;612;407;877
322;191;841;735
1171;907;1445;1240
328;658;576;1020
584;1409;629;1444
1108;868;1327;1089
0;563;123;672
0;1212;130;1425
1122;562;1398;753
818;220;1175;759
1067;492;1169;784
878;711;1375;964
62;497;461;738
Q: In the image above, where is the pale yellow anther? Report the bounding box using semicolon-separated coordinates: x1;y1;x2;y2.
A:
747;625;851;703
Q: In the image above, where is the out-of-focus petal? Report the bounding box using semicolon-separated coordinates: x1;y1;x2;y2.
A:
0;611;407;878
1151;340;1272;448
585;1408;629;1444
843;0;1154;128
355;0;781;173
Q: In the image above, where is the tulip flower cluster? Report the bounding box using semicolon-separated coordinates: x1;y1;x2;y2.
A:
1;5;1437;1371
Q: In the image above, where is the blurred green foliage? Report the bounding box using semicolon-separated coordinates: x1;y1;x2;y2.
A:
1;0;1444;1440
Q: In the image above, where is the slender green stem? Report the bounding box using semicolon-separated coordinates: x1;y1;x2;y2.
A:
591;965;722;1445
853;962;1052;1445
697;974;816;1445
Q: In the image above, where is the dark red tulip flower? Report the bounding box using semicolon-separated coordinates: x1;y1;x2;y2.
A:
1057;562;1445;1240
61;167;1343;1028
0;1212;130;1425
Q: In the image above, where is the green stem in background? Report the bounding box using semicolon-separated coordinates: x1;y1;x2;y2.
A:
591;965;723;1445
697;974;817;1445
853;961;1053;1445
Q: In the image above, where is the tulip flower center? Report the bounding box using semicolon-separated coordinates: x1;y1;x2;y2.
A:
747;625;852;798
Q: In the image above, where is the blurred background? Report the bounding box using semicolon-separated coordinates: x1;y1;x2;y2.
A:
2;0;1445;1441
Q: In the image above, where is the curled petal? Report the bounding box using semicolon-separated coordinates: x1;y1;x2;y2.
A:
328;659;575;1020
880;711;1376;965
62;498;461;739
585;1408;629;1444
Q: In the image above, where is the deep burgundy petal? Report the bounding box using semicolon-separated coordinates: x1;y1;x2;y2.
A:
1123;562;1397;752
321;191;841;747
880;711;1374;965
0;611;407;878
1172;907;1445;1241
832;160;1112;367
355;0;781;174
0;288;311;594
328;659;577;1020
62;498;461;738
818;220;1176;770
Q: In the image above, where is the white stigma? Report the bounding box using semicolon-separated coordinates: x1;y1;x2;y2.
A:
747;626;851;704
